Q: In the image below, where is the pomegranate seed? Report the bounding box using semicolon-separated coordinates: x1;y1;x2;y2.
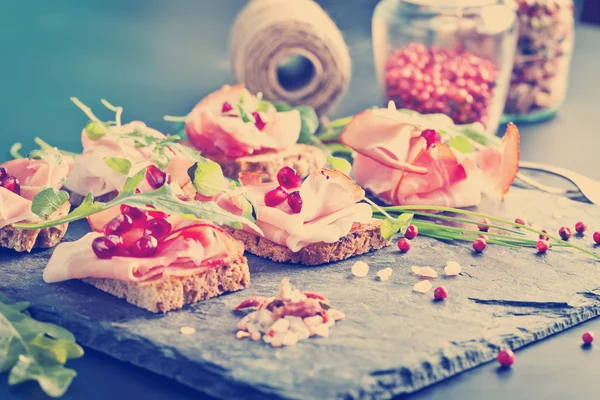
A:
575;221;587;234
147;207;168;219
103;214;133;236
539;229;549;241
144;218;172;241
583;331;595;344
145;165;167;189
594;232;600;245
478;218;490;232
221;102;233;113
252;112;266;130
0;167;7;182
433;286;448;300
558;226;572;240
1;176;20;195
497;349;516;367
478;234;489;241
92;236;119;259
473;238;487;253
287;191;303;214
277;166;302;189
536;240;549;254
264;186;288;207
514;218;526;226
129;235;158;258
420;129;441;147
120;227;145;248
120;204;147;227
397;238;411;253
404;224;418;240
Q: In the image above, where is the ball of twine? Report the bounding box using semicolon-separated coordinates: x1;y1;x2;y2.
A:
229;0;352;116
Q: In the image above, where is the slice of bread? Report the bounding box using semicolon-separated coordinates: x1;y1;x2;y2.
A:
210;143;327;181
0;202;70;252
82;256;250;313
228;220;390;265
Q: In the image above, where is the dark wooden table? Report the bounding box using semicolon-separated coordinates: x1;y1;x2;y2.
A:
2;1;600;399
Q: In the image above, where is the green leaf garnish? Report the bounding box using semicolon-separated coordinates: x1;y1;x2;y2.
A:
31;188;70;219
240;194;257;223
380;213;414;240
103;157;132;175
327;155;352;175
84;121;106;141
448;135;475;153
121;168;147;192
0;295;84;397
187;160;230;197
10;143;24;159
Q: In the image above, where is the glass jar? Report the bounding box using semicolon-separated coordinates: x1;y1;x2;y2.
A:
373;0;518;134
502;0;574;122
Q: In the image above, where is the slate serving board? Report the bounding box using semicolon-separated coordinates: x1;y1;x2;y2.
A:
1;188;600;400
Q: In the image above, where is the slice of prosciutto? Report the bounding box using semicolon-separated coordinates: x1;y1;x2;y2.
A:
184;84;301;158
64;121;195;197
43;221;242;283
0;151;73;229
216;169;372;252
343;108;520;208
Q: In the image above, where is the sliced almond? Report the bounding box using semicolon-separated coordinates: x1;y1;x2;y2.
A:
419;266;438;279
413;280;433;293
444;261;462;276
411;266;422;275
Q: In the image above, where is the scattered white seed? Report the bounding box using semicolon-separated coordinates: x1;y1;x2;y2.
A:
247;322;260;334
236;312;255;331
418;266;438;279
180;326;195;335
236;330;251;339
256;309;274;326
444;261;462;276
325;318;336;328
282;331;299;346
314;324;330;337
413;280;433;293
271;319;290;333
263;334;273;344
352;261;370;277
271;339;283;348
296;328;310;341
327;308;346;321
411;266;422;275
304;315;324;327
377;267;393;281
251;332;261;341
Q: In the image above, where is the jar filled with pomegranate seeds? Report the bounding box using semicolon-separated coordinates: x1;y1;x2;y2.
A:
373;0;518;133
502;0;574;122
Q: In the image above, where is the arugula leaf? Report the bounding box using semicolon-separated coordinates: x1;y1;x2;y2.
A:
84;121;106;141
240;194;257;223
10;143;24;159
0;295;83;397
380;213;414;240
187;160;230;197
31;189;70;219
327;155;352;175
103;157;132;175
122;168;146;192
448;135;475;153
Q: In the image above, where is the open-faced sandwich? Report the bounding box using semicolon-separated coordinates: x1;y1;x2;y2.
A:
180;84;326;181
0;149;72;251
43;209;250;313
196;166;390;265
340;104;520;208
64;98;199;206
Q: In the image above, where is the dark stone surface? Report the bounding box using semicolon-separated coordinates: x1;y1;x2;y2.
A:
1;188;599;400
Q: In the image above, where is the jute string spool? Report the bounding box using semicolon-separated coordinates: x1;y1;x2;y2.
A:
229;0;352;116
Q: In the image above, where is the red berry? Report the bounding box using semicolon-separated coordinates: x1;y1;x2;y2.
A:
536;240;549;254
478;234;489;241
1;176;20;195
129;235;158;258
252;112;266;130
0;167;7;182
478;218;490;232
397;238;411;253
404;224;418;240
420;129;441;147
558;226;572;240
497;349;516;367
594;232;600;245
264;186;288;207
575;221;587;234
277;167;302;189
473;238;487;253
539;229;549;241
145;165;167;189
120;204;147;227
146;206;168;219
583;331;595;344
287;191;303;214
221;102;233;113
92;236;119;259
103;214;133;236
433;286;448;300
144;218;172;241
514;217;526;226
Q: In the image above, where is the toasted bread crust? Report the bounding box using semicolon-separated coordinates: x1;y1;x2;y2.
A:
0;202;70;252
228;221;389;265
210;144;326;181
83;256;250;313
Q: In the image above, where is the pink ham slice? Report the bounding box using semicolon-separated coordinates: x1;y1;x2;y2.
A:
0;189;37;229
184;84;301;158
